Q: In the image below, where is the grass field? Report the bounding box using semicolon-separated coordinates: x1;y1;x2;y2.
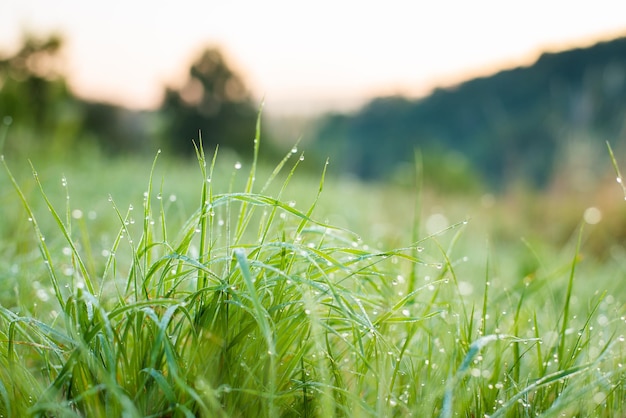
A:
0;125;625;417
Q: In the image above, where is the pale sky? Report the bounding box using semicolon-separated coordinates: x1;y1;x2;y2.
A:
2;0;626;115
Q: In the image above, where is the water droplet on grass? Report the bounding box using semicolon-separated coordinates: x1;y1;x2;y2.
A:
291;146;298;154
234;161;242;170
584;207;602;224
36;289;49;302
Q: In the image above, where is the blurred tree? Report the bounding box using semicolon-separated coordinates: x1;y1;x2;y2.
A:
160;47;259;156
0;33;80;152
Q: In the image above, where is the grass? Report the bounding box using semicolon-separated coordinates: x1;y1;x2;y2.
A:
0;122;624;416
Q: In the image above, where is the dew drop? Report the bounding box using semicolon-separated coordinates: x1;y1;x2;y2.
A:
234;162;242;170
291;146;298;154
584;207;602;225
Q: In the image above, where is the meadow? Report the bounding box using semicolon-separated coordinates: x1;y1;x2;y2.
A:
0;123;625;417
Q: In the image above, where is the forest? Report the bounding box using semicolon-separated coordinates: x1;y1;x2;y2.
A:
311;36;626;190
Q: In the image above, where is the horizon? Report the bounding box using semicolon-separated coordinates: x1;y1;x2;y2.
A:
2;1;626;116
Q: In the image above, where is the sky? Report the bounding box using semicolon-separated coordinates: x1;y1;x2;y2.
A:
2;1;626;115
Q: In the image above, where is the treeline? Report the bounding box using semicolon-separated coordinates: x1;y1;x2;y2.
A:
0;34;267;159
311;36;626;190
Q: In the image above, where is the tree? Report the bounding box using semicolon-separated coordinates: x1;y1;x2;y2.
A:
160;47;259;156
0;33;76;135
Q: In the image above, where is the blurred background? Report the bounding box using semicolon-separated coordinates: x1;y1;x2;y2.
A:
2;0;626;198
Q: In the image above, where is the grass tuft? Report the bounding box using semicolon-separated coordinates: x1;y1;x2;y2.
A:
0;130;623;416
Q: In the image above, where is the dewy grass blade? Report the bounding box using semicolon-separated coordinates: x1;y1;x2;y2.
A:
234;107;263;242
28;161;95;295
558;224;583;368
1;158;66;309
139;149;162;278
607;140;626;199
233;248;277;416
295;158;328;237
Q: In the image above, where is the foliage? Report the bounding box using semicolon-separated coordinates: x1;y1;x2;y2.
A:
0;33;83;154
160;48;261;157
0;35;267;160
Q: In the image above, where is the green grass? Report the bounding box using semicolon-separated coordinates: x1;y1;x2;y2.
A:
0;125;624;417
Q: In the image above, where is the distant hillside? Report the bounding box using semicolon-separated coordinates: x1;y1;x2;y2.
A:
311;36;626;190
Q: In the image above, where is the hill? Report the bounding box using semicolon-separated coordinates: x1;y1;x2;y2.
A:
311;35;626;190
